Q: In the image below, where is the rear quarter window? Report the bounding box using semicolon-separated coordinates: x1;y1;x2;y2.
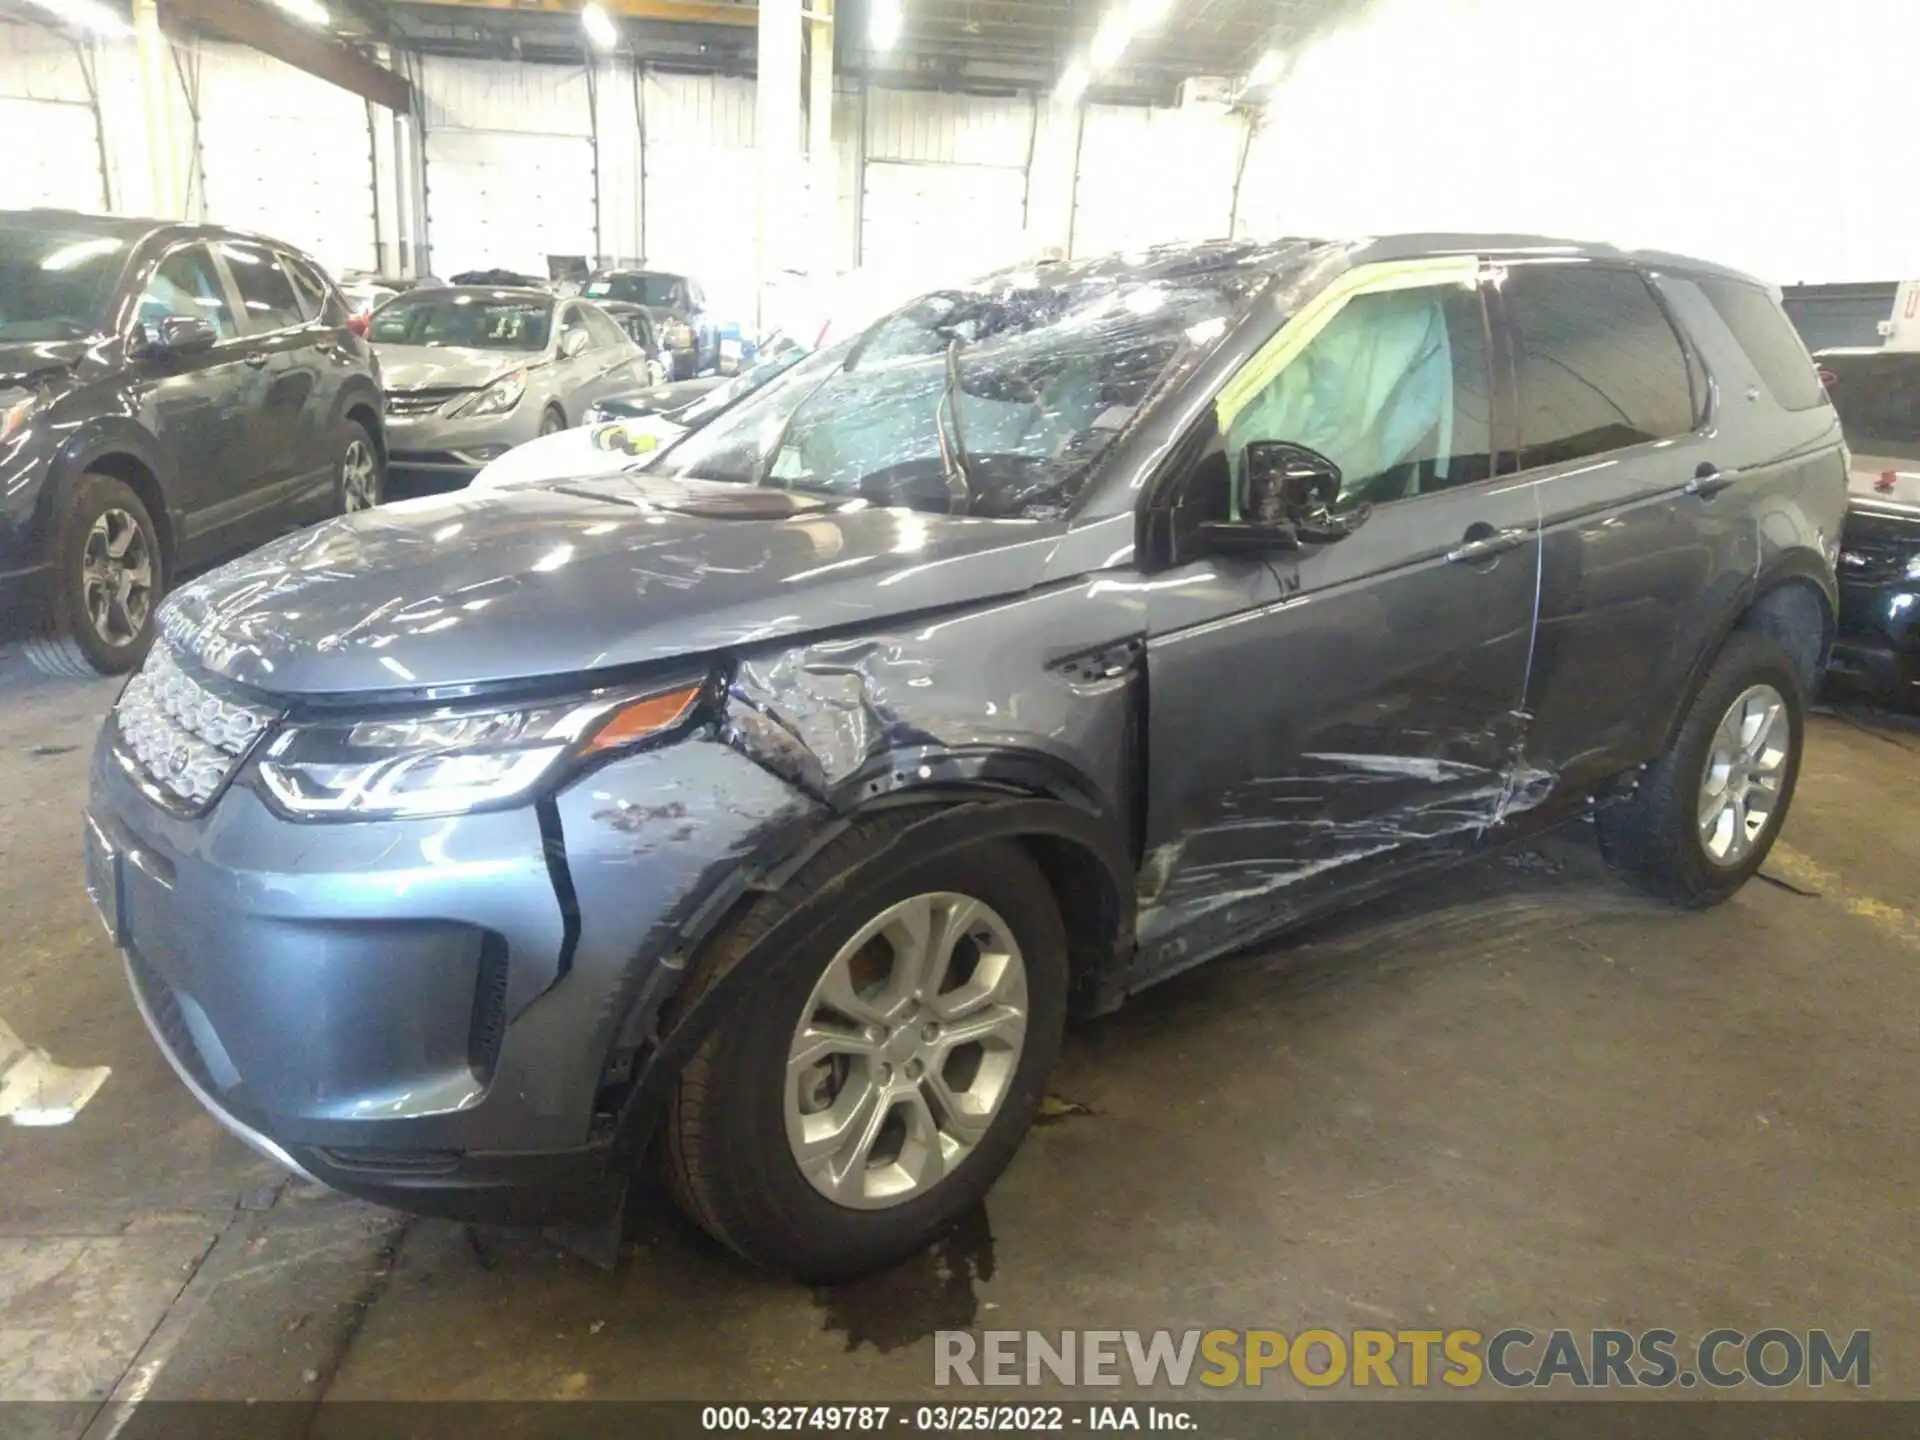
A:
1697;276;1825;411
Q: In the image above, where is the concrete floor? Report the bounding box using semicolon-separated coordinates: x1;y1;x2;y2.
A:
3;648;1916;1427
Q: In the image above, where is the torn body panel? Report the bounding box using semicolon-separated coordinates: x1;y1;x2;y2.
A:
1134;463;1548;982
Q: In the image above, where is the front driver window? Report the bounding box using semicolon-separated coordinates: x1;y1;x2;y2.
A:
1225;281;1493;508
137;247;238;341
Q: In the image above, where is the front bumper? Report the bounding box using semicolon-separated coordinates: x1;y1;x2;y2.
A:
1831;578;1920;700
385;404;551;483
89;725;820;1224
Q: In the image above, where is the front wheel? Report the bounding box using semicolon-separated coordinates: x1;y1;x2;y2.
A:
665;820;1068;1280
23;473;164;678
539;406;567;437
1597;629;1805;907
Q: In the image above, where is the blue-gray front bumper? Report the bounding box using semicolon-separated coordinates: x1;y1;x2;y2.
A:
87;730;820;1223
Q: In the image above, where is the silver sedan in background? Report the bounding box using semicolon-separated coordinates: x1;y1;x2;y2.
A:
371;287;652;490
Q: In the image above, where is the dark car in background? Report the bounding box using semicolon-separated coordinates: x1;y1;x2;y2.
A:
1817;347;1920;705
581;268;716;378
0;210;385;677
595;301;672;387
88;236;1841;1281
581;335;808;426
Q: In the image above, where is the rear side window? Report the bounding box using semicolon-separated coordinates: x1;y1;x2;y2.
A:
1504;263;1696;470
216;240;306;331
1697;275;1825;410
282;253;347;325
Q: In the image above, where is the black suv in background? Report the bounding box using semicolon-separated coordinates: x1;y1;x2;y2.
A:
581;268;716;378
0;210;386;676
1817;346;1920;705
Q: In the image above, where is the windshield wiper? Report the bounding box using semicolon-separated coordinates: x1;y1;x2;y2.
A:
935;336;973;515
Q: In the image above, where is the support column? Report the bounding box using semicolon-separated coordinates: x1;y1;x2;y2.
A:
132;0;183;217
1024;93;1081;260
756;0;804;330
805;0;835;275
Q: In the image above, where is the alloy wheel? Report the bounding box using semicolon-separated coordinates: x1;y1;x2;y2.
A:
80;508;153;648
341;438;379;511
784;892;1029;1210
1697;683;1790;867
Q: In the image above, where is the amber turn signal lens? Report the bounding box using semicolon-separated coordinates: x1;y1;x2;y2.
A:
585;684;703;752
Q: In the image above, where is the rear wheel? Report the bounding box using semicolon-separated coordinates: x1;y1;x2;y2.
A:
335;419;384;513
665;819;1068;1280
23;473;164;678
1597;630;1804;906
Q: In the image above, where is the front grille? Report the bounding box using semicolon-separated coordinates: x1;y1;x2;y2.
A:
385;387;472;418
112;644;279;812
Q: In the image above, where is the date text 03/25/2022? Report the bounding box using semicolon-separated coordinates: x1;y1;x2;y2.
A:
700;1405;1192;1431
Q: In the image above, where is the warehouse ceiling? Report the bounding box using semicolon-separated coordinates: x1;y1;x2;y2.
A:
341;0;1367;101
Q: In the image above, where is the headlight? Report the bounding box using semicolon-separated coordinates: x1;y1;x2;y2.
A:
459;372;526;418
254;680;704;820
0;388;41;443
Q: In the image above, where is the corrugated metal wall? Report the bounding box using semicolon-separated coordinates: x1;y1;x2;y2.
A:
860;87;1033;285
421;56;597;279
1073;103;1245;257
642;72;759;319
0;31;1262;302
0;22;108;213
192;43;378;275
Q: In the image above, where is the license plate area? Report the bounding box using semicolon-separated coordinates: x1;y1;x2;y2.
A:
83;816;122;945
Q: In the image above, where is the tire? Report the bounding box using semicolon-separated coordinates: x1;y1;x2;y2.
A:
540;406;567;437
23;473;164;679
664;816;1069;1281
1596;629;1805;907
335;418;384;514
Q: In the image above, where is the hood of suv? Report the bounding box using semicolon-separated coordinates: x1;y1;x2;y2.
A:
0;338;88;389
376;345;541;392
157;474;1063;696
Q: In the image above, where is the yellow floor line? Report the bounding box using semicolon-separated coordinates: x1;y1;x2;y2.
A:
1767;841;1920;954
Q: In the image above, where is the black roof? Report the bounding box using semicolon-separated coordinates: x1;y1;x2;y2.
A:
0;207;302;255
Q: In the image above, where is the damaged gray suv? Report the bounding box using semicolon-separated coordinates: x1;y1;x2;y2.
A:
86;237;1845;1280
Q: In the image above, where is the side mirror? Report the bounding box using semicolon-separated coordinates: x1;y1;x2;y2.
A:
560;327;589;358
1192;441;1367;555
136;315;218;358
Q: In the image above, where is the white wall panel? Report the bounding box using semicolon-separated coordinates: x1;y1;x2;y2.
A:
421;57;596;279
1072;103;1243;258
643;72;758;321
1239;0;1918;285
193;43;376;275
0;22;107;212
860;87;1032;283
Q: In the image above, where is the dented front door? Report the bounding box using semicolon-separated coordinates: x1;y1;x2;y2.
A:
1135;259;1542;976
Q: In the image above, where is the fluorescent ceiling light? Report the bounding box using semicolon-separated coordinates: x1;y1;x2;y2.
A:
271;0;329;25
1056;60;1090;104
1089;12;1132;70
581;1;618;49
1245;49;1287;88
870;0;902;49
24;0;130;36
1128;0;1171;26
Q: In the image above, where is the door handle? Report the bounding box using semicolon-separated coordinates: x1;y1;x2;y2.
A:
243;354;270;369
1684;464;1739;499
1446;525;1530;565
